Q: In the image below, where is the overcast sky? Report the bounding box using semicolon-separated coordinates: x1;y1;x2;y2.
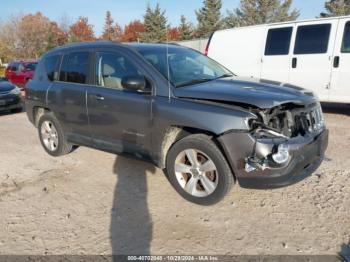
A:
0;0;326;35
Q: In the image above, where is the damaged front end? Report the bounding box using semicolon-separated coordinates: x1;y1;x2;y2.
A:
218;102;329;189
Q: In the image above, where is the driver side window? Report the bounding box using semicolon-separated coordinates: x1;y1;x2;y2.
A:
96;52;142;90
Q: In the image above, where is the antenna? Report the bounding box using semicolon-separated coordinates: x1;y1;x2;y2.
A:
166;27;171;101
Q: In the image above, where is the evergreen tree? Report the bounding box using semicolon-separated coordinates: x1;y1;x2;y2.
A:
179;15;193;40
225;0;299;28
101;11;122;41
320;0;350;17
102;11;114;40
141;4;167;42
196;0;223;38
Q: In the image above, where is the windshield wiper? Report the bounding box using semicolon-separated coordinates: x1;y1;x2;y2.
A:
215;73;234;79
176;74;234;88
176;78;213;88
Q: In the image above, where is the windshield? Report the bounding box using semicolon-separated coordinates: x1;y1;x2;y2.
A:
136;46;233;87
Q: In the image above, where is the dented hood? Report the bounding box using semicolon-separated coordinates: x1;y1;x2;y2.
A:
174;76;317;109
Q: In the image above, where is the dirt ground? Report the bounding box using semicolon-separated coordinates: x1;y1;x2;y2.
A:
0;104;349;256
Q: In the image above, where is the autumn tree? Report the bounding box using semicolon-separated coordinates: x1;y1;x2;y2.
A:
141;4;167;42
101;11;122;41
225;0;299;28
0;13;69;61
320;0;350;17
121;20;145;42
196;0;223;38
16;12;54;58
47;22;68;50
0;16;21;62
179;15;194;40
69;16;95;42
167;27;181;41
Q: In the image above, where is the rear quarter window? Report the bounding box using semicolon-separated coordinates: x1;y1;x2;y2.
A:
44;55;61;81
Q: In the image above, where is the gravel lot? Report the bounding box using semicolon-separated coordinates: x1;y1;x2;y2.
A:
0;104;349;256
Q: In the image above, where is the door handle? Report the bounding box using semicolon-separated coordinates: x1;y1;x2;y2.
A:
333;56;340;68
292;57;297;68
94;94;105;101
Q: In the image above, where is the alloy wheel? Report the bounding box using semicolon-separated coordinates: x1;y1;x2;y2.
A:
174;149;218;197
40;120;59;152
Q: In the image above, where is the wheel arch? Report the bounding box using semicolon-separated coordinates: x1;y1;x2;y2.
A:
158;125;236;181
33;106;51;127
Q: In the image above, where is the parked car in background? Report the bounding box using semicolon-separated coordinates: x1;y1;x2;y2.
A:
206;15;350;104
5;60;37;88
0;77;23;113
26;42;328;205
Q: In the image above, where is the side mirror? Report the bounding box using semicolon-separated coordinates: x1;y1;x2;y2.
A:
121;75;148;92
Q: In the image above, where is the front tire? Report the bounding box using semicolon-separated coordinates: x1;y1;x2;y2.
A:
166;134;234;205
38;112;73;157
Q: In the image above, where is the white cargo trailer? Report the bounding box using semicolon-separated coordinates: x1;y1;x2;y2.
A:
206;16;350;103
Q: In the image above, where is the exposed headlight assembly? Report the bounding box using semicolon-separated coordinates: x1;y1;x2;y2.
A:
272;144;290;164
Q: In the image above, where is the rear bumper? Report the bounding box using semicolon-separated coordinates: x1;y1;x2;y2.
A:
218;129;329;189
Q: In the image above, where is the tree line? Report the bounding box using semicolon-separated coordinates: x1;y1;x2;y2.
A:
0;0;349;62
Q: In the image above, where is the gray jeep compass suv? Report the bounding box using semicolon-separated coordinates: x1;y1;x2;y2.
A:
26;42;329;205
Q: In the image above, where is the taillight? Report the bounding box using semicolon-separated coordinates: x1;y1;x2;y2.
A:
205;32;214;56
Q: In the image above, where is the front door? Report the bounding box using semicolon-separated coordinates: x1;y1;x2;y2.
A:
261;25;294;83
87;50;152;158
329;18;350;103
289;20;338;101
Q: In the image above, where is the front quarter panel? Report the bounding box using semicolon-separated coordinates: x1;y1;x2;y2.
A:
154;97;256;134
151;96;257;167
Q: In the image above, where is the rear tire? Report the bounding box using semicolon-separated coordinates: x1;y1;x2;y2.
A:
166;134;234;205
38;112;73;157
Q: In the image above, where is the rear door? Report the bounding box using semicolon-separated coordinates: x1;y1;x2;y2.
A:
289;20;338;101
87;49;152;158
261;25;294;83
329;18;350;103
49;51;92;144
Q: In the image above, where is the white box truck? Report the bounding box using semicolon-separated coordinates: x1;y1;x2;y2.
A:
206;16;350;103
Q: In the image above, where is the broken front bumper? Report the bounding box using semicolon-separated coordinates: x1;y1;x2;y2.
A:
218;129;329;189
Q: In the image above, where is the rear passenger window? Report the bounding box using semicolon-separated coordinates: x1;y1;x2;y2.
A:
341;21;350;53
265;27;293;56
294;24;331;54
95;52;141;90
59;52;89;84
45;55;60;81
